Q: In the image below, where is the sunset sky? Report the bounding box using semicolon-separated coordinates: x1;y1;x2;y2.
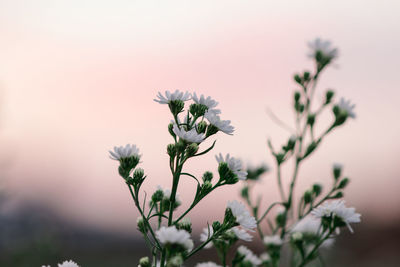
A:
0;0;399;233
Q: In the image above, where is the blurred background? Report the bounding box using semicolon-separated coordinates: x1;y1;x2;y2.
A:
0;0;399;266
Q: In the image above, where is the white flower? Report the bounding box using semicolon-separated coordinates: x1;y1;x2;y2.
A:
192;93;219;110
154;90;191;104
58;260;80;267
307;38;338;60
263;235;283;246
338;98;356;118
260;252;271;262
311;200;361;233
173;124;205;143
109;144;140;160
227;200;257;230
156;226;193;251
199;227;214;249
291;216;335;248
205;111;234;135
216;153;247;180
237;245;262;266
195;262;222;267
230;226;253;242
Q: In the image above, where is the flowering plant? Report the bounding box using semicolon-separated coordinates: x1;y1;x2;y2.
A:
240;38;361;267
110;91;257;267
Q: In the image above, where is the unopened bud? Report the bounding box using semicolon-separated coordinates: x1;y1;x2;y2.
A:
137;216;146;233
337;178;350;189
333;163;342;180
167;143;176;158
139;257;150;267
294;91;301;102
185;143;199;157
312;183;322;196
325;90;335;104
197;121;207;133
303;190;313;203
294;74;302;84
202;171;213;183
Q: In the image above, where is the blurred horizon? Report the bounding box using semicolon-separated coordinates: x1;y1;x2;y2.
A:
0;0;400;237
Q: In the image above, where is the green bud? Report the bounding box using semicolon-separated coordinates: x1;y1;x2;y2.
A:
241;186;249;199
133;168;145;181
299;104;305;113
303;71;310;81
202;171;213;183
325;90;335;104
312;183;322;196
276;153;285;165
294;91;301;102
197;121;207;133
337;178;350;189
201;181;213;196
137;216;147;233
138;257;150;267
303;142;318;159
177;218;192;233
303;190;313;204
332;105;348;126
168;123;176;137
175;140;186;153
331;191;344;199
212;221;221;231
333;164;342;180
185;143;199;157
167;143;176;158
275;212;286;227
151;189;164;203
167;255;183;267
294;74;302;84
168;100;184;116
307;113;316;127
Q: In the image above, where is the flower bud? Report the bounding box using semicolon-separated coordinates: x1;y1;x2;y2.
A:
185;143;199;157
177;218;192;233
241;186;249;199
333;163;342;180
294;91;301;102
307;113;316;127
312;183;322;197
137;216;147;233
212;221;221;231
139;257;150;267
202;171;213;183
337;177;350;189
275;212;286;227
197;121;207;133
303;71;310;81
303;190;313;204
331;191;344;199
168;123;176;137
133;168;145;181
151;189;164;203
175;140;186;153
294;74;302;84
201;181;213;196
167;255;183;267
167;143;176;158
325;90;335;104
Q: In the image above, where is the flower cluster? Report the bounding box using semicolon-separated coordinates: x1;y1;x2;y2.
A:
42;260;79;267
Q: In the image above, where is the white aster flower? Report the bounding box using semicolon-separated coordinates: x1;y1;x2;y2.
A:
263;235;283;246
156;226;193;251
199;227;214;249
230;226;253;242
109;144;140;160
307;38;338;60
192;93;219;110
195;262;222;267
154;90;191;104
227;200;257;230
205;111;234;135
216;153;247;180
338;98;356;118
173;124;205;143
291;216;335;248
260;252;271;262
237;245;262;266
311;200;361;233
58;260;80;267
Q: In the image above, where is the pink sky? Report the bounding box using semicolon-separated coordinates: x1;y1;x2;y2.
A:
0;0;400;232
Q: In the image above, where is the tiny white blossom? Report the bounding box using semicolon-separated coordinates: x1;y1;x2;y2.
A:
192;93;219;110
154;90;191;104
338;98;356;118
195;262;222;267
311;200;361;233
199;227;214;249
308;38;338;60
263;235;283;246
260;252;271;262
216;153;247;180
291;216;335;248
109;144;140;160
205;111;234;135
156;226;193;251
58;260;80;267
173;124;205;143
230;226;253;242
237;245;262;266
227;200;257;230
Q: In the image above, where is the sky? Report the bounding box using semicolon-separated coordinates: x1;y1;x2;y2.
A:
0;0;400;232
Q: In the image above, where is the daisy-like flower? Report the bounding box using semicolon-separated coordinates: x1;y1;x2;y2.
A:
291;216;335;248
216;153;247;180
311;200;361;233
199;227;214;249
156;226;194;251
204;111;234;135
192;93;219;110
263;235;283;246
307;38;338;60
227;200;257;230
58;260;80;267
109;144;140;160
237;245;262;266
173;124;205;143
230;226;253;242
195;262;222;267
154;90;191;104
338;98;356;118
